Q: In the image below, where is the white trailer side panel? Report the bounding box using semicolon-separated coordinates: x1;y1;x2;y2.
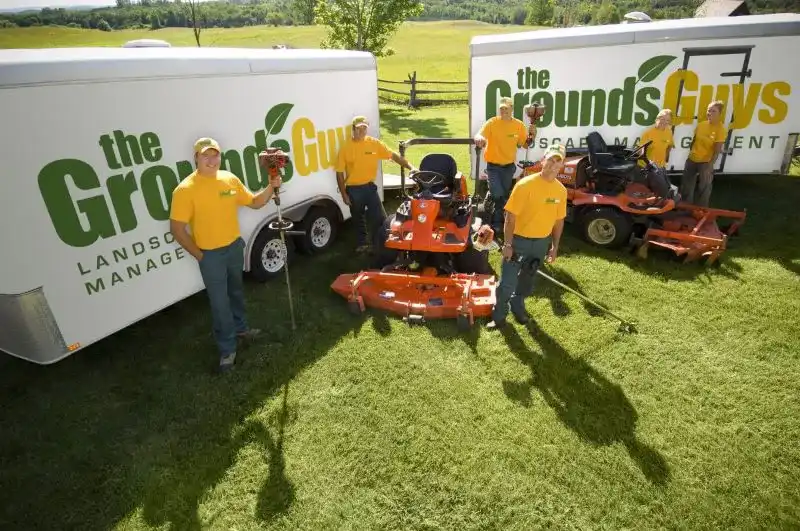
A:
0;49;379;364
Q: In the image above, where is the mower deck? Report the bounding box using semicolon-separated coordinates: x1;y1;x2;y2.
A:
331;267;496;327
637;204;747;265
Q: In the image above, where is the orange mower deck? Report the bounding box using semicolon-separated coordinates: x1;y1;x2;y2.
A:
331;267;497;326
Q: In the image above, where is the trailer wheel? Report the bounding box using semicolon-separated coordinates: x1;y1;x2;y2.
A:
295;204;338;255
580;207;633;249
249;228;294;282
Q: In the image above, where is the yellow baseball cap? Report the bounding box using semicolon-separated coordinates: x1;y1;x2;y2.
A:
544;143;566;161
499;97;513;109
352;115;369;128
194;137;221;154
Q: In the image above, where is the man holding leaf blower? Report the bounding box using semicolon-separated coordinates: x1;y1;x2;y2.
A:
170;137;283;373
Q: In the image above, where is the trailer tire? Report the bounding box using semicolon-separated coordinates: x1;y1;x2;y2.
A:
295;204;338;255
580;207;633;249
249;227;295;282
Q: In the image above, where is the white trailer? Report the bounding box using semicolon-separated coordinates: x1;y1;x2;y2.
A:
0;46;382;365
469;13;800;180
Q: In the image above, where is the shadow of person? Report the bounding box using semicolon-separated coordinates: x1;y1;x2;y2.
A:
500;324;671;487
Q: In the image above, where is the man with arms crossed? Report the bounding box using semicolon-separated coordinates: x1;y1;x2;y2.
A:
680;100;727;207
474;96;536;236
170;137;281;373
336;115;417;254
488;144;567;330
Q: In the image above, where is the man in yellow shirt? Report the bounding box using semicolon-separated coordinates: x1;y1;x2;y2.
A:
488;144;568;329
640;109;674;168
335;115;416;253
170;137;281;372
680;100;727;207
474;96;534;234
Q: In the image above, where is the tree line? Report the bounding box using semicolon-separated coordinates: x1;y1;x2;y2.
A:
2;0;796;32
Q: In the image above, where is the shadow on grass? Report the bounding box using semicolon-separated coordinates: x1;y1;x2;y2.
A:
499;324;671;487
0;238;371;531
381;106;451;139
559;172;800;280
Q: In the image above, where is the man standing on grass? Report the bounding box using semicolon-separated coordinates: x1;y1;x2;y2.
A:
335;115;417;254
474;96;536;236
487;144;567;330
680;100;727;207
170;137;281;373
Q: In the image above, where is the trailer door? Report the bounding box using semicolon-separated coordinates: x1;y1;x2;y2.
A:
670;45;755;173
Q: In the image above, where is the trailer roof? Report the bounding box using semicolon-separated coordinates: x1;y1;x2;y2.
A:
0;46;377;88
470;13;800;57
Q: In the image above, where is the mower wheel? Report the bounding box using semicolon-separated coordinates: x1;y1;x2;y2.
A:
295;204;338;255
454;243;492;275
580;207;633;249
457;313;472;331
249;227;295;283
372;214;400;268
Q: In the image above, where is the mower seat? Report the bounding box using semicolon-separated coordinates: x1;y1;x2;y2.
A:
418;153;458;198
586;132;637;179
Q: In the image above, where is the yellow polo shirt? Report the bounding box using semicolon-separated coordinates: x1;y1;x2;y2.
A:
505;172;567;239
335;136;393;186
640;126;674;167
170;170;254;250
689;120;727;163
479;116;528;165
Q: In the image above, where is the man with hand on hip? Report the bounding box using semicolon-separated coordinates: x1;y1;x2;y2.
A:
487;144;567;330
170;137;281;373
474;96;534;236
335;115;416;254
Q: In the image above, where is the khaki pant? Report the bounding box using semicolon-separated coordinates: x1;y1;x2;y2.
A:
680;159;714;207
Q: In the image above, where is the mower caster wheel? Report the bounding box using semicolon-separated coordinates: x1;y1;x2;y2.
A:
457;314;472;331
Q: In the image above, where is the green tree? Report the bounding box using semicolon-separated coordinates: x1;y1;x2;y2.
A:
314;0;424;57
525;0;552;26
593;1;622;25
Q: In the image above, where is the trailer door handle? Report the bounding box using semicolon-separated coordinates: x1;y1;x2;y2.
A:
720;69;752;78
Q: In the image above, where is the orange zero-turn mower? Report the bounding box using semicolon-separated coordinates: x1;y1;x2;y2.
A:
513;131;747;266
330;138;499;330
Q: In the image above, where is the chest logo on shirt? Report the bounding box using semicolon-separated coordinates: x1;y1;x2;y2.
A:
219;189;237;197
545;198;561;204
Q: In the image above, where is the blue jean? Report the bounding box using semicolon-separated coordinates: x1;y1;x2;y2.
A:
492;234;552;322
486;162;516;229
198;237;248;357
347;182;386;247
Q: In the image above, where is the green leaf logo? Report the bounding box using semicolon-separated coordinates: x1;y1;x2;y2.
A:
636;55;677;84
264;103;294;136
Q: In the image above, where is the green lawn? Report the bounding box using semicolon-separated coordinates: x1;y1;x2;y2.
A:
1;22;800;531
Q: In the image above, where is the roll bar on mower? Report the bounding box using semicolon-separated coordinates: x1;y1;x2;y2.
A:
397;137;483;200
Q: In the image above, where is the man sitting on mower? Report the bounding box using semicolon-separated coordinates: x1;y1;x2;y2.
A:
488;144;567;329
474;97;536;236
335;115;417;254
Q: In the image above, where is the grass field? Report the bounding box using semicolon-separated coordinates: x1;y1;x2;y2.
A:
1;21;800;531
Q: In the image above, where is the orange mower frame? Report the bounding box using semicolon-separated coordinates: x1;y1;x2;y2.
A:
506;131;747;265
331;138;499;330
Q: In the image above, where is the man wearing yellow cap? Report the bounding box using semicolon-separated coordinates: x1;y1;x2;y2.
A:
474;97;535;235
488;143;568;329
335;115;416;253
170;137;282;372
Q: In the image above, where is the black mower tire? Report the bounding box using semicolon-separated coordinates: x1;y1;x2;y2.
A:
248;227;295;283
295;204;338;255
372;214;400;268
580;207;634;249
454;238;492;275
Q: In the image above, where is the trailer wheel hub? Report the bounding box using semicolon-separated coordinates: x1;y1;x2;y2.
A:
587;218;616;245
310;217;332;248
261;239;287;273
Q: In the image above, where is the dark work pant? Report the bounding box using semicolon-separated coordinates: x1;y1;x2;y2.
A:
486;162;516;230
346;182;386;247
493;235;552;323
198;237;248;357
680;159;714;207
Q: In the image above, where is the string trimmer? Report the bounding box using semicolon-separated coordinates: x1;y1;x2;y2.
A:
259;147;296;331
518;102;546;170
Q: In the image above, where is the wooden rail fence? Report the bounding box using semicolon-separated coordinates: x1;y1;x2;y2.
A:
378;71;468;108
